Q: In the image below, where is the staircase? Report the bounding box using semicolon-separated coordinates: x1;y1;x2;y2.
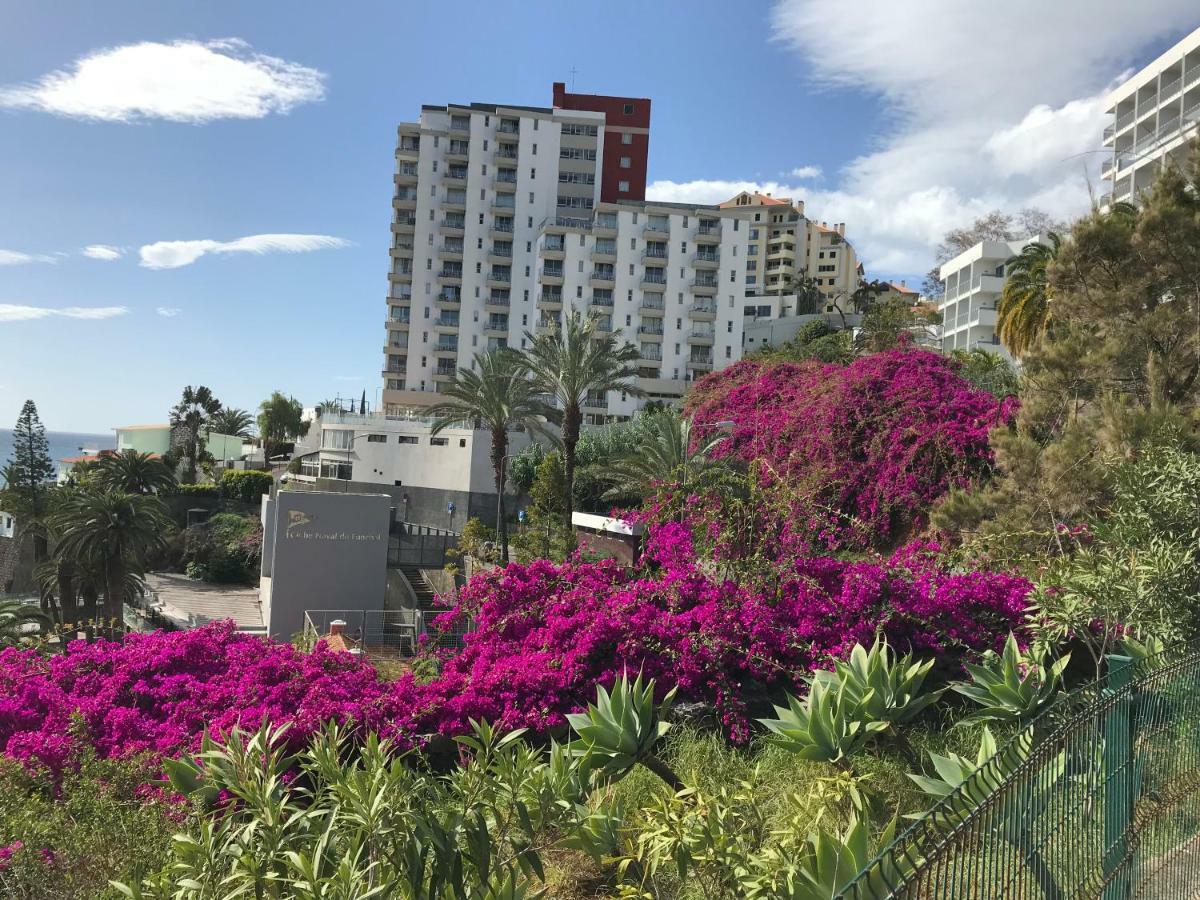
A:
397;564;467;650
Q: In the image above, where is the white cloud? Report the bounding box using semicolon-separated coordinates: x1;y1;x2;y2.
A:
789;165;822;179
0;304;128;322
139;233;350;269
0;38;325;123
0;249;57;265
82;244;123;261
655;1;1200;276
155;306;181;317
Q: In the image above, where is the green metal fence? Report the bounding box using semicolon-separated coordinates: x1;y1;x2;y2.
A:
841;648;1200;898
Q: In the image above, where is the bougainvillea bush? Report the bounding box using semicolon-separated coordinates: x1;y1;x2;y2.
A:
0;622;386;772
383;525;1031;743
682;349;1016;552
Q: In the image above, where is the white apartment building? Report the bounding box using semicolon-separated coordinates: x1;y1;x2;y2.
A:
938;238;1042;358
383;93;750;421
1103;26;1200;206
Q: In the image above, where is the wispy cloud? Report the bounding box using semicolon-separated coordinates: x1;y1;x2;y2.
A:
139;233;350;269
0;38;325;123
789;165;823;179
0;249;57;266
83;244;123;261
0;304;128;322
155;306;181;317
648;2;1199;275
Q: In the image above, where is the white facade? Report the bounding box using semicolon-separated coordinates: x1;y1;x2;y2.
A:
383;100;752;421
938;238;1041;357
0;510;14;540
1103;26;1200;206
293;411;529;492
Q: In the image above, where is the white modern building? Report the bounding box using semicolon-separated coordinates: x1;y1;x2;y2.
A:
1102;26;1200;206
383;85;751;423
938;238;1043;357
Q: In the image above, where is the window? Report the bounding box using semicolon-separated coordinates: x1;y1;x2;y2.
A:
459;438;467;447
561;123;599;136
366;434;387;443
322;429;352;450
397;435;419;445
619;156;631;168
618;180;630;192
431;436;449;446
623;103;634;114
621;132;633;145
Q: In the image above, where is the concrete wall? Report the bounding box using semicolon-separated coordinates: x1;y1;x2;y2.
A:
117;426;171;455
301;478;505;531
262;490;392;640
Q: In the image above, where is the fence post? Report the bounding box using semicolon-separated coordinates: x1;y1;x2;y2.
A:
1102;654;1134;900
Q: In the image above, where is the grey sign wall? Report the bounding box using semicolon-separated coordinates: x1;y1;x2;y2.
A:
262;490;392;640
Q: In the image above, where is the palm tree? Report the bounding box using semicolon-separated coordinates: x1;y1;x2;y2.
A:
600;410;731;503
426;350;554;562
523;311;644;530
169;385;222;484
52;490;170;628
997;233;1061;356
209;407;255;439
94;450;176;494
0;599;51;648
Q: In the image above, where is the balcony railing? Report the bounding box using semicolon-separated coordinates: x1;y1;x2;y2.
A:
592;267;615;281
640;298;665;311
1115;110;1135;131
643;221;670;236
438;268;463;279
486;319;509;331
395;214;417;227
436;292;461;304
486;293;510;306
540;265;564;279
542;239;566;252
490;270;512;283
495;146;518;160
434;317;460;328
490;246;513;258
497;121;520;134
594;215;618;231
440;218;466;230
398;139;420;152
640;349;662;361
637;325;664;336
1161;75;1182;98
697;223;722;237
693;252;719;264
690;277;719;289
590;293;614;307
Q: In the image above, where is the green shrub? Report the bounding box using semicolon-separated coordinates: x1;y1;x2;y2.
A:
180;513;262;584
218;469;273;503
174;483;218;498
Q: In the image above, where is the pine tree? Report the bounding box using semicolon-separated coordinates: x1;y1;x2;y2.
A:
3;400;55;562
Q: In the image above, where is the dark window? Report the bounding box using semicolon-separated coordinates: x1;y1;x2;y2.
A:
397;435;418;445
623;103;634;114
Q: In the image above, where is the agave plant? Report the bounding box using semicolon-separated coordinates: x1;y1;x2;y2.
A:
952;633;1069;727
811;639;944;728
566;671;682;789
759;679;888;767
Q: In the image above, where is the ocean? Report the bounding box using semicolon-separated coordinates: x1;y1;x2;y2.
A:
0;428;116;475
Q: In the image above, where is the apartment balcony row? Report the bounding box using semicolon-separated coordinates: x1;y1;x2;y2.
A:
437;242;464;259
642;247;669;266
640;297;665;315
433;316;460;332
538;264;565;285
590;266;615;287
435;291;462;307
540;237;566;259
692;251;720;269
485;291;511;309
439;217;466;235
396;138;420;158
689;302;716;320
392;214;417;234
687;328;716;346
394;167;418;186
689;277;719;295
437;267;463;284
446;140;471;162
537;291;563;310
488;268;512;288
444;167;468;186
494;172;518;193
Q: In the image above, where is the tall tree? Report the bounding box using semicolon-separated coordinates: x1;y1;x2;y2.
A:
257;392;307;459
94;450;177;495
997;233;1061;356
169;386;222;484
209;407;255;439
2;400;56;564
522;312;644;531
426;350;554;562
53;490;170;627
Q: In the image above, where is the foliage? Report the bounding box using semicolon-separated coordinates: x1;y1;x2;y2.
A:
759;680;887;766
509;451;576;563
207;407;254;439
951;634;1069;727
256;391;306;458
949;348;1020;399
684;350;1013;552
752;319;855;365
855;301;941;354
598;409;734;505
427;349;555;562
452;517;501;566
522;311;644;529
181;513;262;583
173;483;218;498
1;400;55;526
216;468;273;503
168;386;222;485
0;600;50;650
809;639;944;732
998;233;1060;356
0;750;181;900
94;450;176;495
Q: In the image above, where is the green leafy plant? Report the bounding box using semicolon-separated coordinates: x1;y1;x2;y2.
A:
951;633;1069;727
217;469;273;503
759;679;888;768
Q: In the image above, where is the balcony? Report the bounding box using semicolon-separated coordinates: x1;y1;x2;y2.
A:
389;287;412;302
433;368;457;383
485;318;509;335
689;277;719;295
444;167;468;186
541;215;593;233
692;251;720;269
593;215;618;236
590;267;615;287
434;340;459;355
435;292;461;307
485;292;511;310
494;143;519;161
494;172;518;193
489;219;515;240
396;138;420;159
590;292;614;308
537;292;563;310
394;167;418;185
538;264;565;284
488;269;512;288
392;215;417;233
688;328;715;346
446;140;471;162
640;272;667;288
488;246;513;265
688;356;714;372
639;348;663;362
591;317;614;334
695;222;722;242
643;221;671;237
389;243;414;259
497;120;520;135
443;192;467;211
388;314;411;328
449;117;471;137
591;241;617;261
1102;124;1115;145
433;317;460;332
583;394;609;410
437;243;464;259
439;217;466;235
491;198;517;214
640;297;665;315
388;268;412;283
767;242;794;259
437;268;463;284
541;237;566;259
642;248;669;265
1115;110;1135;133
536;316;562;332
637;325;664;340
689;302;716;320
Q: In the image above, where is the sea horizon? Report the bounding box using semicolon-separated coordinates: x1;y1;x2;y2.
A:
0;427;117;474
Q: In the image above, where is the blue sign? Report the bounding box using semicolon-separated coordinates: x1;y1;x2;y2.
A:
447;501;456;514
518;509;526;523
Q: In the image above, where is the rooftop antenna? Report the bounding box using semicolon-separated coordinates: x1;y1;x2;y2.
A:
570;66;579;90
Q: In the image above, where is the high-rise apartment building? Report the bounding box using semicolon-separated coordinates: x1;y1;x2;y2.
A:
552;82;651;202
1102;26;1200;206
382;84;749;421
938;237;1046;358
718;192;860;311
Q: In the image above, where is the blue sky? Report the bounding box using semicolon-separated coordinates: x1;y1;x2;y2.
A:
1;2;1197;432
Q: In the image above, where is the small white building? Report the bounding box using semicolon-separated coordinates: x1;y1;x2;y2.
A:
938;237;1044;357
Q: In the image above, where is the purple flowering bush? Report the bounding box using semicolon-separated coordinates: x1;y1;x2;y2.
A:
0;622;386;772
683;350;1014;551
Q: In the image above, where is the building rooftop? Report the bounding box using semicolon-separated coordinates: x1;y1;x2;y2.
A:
116;423;170;431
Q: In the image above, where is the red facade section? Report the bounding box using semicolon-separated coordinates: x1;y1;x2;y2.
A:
552;81;651;203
